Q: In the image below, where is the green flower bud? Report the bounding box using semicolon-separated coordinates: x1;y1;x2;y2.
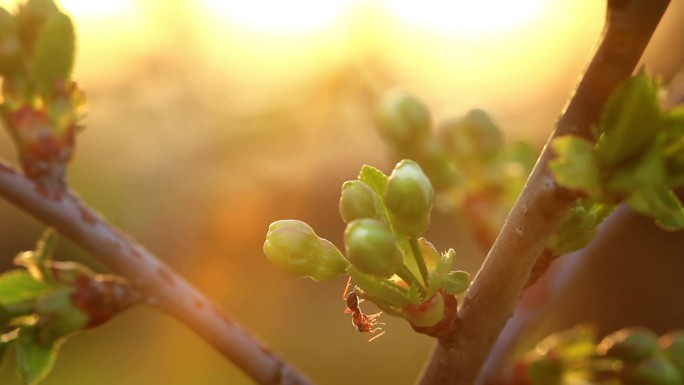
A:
264;220;348;282
377;91;432;145
384;159;434;236
439;109;503;160
660;331;684;377
598;327;659;362
339;180;383;223
623;357;682;385
402;292;445;328
344;219;403;278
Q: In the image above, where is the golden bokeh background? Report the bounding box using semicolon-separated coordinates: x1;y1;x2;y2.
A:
0;1;683;384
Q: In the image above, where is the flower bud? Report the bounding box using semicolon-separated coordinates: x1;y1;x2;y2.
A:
384;159;434;236
660;331;684;377
339;180;383;223
439;109;503;159
598;327;659;362
402;292;445;328
623;357;682;385
264;220;348;282
377;91;431;145
344;219;403;278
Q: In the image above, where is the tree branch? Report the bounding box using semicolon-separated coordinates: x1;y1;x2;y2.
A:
0;160;313;385
416;1;671;384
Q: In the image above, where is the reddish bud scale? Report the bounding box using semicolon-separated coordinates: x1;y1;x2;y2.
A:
70;274;139;328
408;290;458;338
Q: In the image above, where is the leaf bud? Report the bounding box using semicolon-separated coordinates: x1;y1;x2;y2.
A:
344;219;403;278
384;159;434;236
339;180;383;223
377;91;432;145
264;220;348;282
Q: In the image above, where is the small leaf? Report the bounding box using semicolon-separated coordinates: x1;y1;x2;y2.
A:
31;12;75;94
0;270;50;305
605;136;667;195
14;229;57;283
548;200;615;255
347;267;411;308
440;271;470;295
626;187;684;230
597;72;661;167
16;326;63;385
358;165;388;198
0;329;19;365
550;136;602;198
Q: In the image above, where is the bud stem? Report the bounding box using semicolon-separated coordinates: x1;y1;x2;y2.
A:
409;237;430;286
397;263;426;295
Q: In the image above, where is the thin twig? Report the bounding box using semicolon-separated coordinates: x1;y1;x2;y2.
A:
415;1;671;384
0;160;313;385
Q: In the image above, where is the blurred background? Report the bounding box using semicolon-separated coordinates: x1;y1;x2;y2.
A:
0;1;682;384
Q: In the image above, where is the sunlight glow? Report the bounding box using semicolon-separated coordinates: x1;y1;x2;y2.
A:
379;0;548;36
201;0;350;34
59;0;134;18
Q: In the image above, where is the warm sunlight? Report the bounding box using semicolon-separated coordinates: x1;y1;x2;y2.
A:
379;0;548;36
201;0;350;34
59;0;134;18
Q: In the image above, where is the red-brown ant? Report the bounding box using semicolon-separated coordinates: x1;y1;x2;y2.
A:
343;277;385;342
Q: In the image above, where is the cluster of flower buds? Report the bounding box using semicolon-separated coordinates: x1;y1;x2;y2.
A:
513;325;684;385
377;91;536;250
0;230;139;384
0;0;86;191
264;160;470;335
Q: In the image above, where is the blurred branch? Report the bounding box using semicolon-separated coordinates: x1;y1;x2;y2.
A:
416;1;671;385
0;160;313;385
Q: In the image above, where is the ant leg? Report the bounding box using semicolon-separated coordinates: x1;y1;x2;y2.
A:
367;330;386;342
342;276;352;300
366;311;383;322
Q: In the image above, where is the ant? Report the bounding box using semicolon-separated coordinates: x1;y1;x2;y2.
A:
343;277;385;342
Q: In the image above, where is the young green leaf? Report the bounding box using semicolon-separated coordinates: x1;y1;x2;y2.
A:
31;12;75;94
0;270;50;305
596;72;661;167
440;271;470;295
347;267;411;308
16;326;63;385
626;187;684;230
550;136;602;198
0;330;18;366
14;229;57;283
358;165;388;198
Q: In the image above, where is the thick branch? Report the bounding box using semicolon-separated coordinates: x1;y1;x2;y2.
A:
0;160;313;385
416;1;671;384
